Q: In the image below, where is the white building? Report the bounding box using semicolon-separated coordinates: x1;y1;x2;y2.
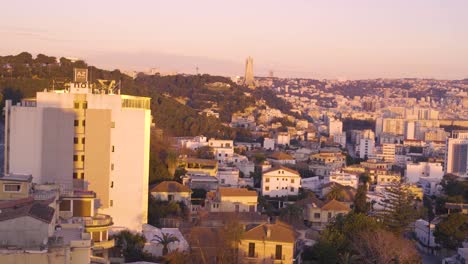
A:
4;75;151;231
208;139;234;164
414;219;438;254
217;166;240;187
263;137;275;150
359;138;375;159
276;132;290;146
261;167;301;197
405;162;444;184
177;136;208;150
326;171;359;189
444;131;468;176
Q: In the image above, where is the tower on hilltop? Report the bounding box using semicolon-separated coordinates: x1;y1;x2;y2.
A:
243;56;256;89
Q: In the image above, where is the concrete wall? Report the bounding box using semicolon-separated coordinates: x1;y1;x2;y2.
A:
84;109;112;208
100;108;151;231
41;108;74;187
7;107;42;182
0;216;51;247
239;240;295;264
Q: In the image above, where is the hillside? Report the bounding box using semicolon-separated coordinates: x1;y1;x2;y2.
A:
0;52;243;138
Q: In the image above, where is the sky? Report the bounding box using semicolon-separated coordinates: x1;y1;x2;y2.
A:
1;0;467;79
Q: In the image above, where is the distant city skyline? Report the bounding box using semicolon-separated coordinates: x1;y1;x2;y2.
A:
1;0;467;79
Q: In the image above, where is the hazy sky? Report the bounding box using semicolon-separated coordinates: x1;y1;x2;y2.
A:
1;0;467;79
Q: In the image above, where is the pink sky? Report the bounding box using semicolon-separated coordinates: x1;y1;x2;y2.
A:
1;0;467;79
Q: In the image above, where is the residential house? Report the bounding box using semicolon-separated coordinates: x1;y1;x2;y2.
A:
150;181;191;205
261;167;301;197
301;198;351;229
205;188;258;213
239;221;299;264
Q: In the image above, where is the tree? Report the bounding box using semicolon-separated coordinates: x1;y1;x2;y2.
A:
326;185;345;201
113;230;151;262
354;184;369;214
379;184;419;233
280;204;303;226
152;232;180;256
434;213;468;250
440;174;468;202
352;230;420;264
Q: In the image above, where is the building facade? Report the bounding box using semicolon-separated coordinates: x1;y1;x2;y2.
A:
4;77;151;231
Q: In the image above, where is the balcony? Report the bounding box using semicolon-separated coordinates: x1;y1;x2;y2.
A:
84;214;113;228
93;238;115;249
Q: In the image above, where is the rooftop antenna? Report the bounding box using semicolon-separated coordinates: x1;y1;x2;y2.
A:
196;66;199;75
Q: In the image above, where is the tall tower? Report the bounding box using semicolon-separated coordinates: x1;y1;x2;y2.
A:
243;56;256;89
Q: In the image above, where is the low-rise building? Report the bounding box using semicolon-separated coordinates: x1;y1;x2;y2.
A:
205;187;258;213
261;167;301;197
239;221;298;264
150;181;191;205
302;198;351;229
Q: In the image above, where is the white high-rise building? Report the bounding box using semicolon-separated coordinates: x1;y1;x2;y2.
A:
4;70;151;231
444;131;468;177
359;138;375;159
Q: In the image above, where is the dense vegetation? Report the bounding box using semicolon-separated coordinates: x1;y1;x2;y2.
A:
0;52;248;138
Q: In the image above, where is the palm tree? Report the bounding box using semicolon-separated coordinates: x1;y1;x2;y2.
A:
326;185;344;201
152;232;180;256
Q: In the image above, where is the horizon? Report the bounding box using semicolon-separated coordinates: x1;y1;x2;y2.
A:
1;0;467;80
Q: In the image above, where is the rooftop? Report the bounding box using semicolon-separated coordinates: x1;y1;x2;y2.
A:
218;187;257;197
243;221;297;243
150;181;191;193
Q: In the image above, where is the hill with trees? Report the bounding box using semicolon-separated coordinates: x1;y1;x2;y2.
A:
0;52;248;138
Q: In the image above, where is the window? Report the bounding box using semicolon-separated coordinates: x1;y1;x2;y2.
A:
81;172;85;179
73;155;78;161
168;194;174;201
291;179;295;184
74;120;79;127
74;137;78;144
111;164;114;171
74;102;79;109
266;178;270;183
265;186;269;191
328;212;332;219
83;101;88;109
290;187;294;192
73;172;78;179
111;121;115;128
275;245;283;260
81;155;85;162
60;200;71;211
111;181;114;188
82;120;86;126
112;145;115;152
248;243;255;258
221;179;225;184
81;138;85;144
4;184;21;192
110;200;113;207
92;231;101;242
314;213;321;219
